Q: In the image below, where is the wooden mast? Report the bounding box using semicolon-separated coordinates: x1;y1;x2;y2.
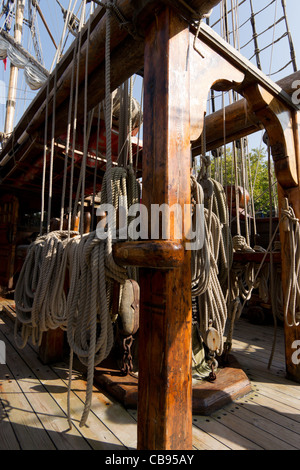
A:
137;6;192;450
4;0;25;137
0;0;299;445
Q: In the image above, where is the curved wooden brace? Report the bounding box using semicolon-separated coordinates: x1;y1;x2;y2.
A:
242;84;300;383
243;84;299;189
189;32;245;142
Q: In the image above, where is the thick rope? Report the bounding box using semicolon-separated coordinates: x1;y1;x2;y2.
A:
191;175;228;356
14;231;78;348
66;232;115;427
281;204;300;328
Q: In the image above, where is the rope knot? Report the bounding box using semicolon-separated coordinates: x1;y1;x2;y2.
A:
232;234;254;252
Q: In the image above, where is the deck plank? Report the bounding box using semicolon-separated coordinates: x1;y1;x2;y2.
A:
0;328;92;450
238;392;300;436
192;414;263;450
1;306;300;451
0;314;126;450
0;361;56;450
53;361;138;450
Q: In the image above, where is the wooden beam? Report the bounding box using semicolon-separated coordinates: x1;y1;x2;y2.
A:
0;0;221;170
0;29;49;77
196;22;297;110
192;70;300;156
278;185;300;383
242;82;300;383
137;7;192;450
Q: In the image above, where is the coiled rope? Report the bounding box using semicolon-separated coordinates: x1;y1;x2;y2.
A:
191;175;228;356
66;232;116;427
281;204;300;328
14;230;78;348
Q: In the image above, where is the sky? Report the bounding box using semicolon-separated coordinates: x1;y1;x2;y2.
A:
0;0;299;149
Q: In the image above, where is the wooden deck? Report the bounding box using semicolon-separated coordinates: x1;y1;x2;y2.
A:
0;303;300;450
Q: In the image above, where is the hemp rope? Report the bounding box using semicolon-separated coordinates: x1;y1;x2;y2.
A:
191;175;228;356
14;230;78;348
281;205;300;328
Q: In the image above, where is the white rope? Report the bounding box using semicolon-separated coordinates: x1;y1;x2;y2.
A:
281;204;300;328
14;231;78;348
191;176;228;356
66;232;115;427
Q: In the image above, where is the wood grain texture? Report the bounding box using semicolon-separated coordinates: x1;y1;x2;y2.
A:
113;240;185;268
137;7;192;450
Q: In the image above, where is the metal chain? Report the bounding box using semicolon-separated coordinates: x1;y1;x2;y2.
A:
121;335;134;375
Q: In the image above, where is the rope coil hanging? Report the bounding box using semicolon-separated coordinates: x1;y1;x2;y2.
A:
191;173;229;358
281;203;300;328
14;230;78;348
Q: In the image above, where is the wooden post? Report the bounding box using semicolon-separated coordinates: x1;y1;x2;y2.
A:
243;84;300;383
278;185;300;383
137;7;192;450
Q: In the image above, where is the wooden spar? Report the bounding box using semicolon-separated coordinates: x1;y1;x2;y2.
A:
0;0;299;434
192;70;300;156
40;0;220;142
4;0;25;137
137;7;192;450
0;0;220;162
32;0;58;50
0;30;49;77
0;0;296;165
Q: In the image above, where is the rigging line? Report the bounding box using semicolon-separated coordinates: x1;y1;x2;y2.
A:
241;137;251;246
50;0;78;72
249;0;262;70
267;143;277;370
73;94;94;219
246;139;257;237
222;0;229;44
32;0;57;51
128;75;133;167
0;0;14;34
210;0;246;29
221;88;232;307
234;0;241;56
253;0;277;18
135;78;143;174
233;142;240;235
230;0;237;49
40;78;50;235
29;0;43;65
104;0;113;208
68;29;83;233
239;16;284;51
91;101;102;232
60;29;78;232
269;60;293;77
47;66;58;234
249;32;288;60
268;0;278;78
70;1;88;219
80;0;90;236
281;0;297;72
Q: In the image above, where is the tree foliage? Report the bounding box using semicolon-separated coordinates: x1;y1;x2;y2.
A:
207;144;277;217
